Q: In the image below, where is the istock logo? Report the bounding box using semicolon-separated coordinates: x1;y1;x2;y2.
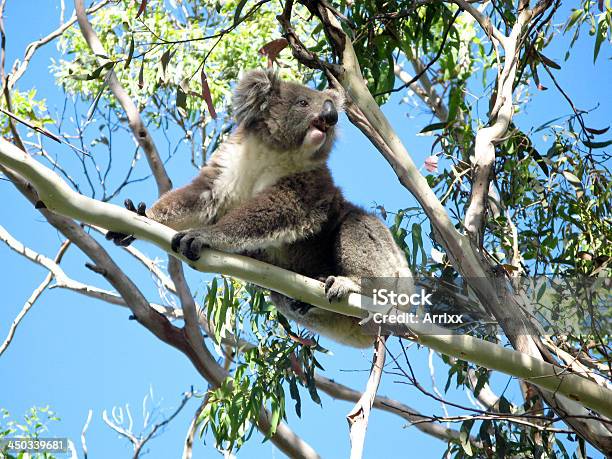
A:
371;288;433;307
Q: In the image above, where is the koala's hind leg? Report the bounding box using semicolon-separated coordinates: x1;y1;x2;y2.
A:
269;292;374;348
331;209;413;298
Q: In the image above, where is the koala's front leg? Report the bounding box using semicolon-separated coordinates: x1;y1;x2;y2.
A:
171;180;328;261
171;222;271;261
106;167;218;247
146;169;217;230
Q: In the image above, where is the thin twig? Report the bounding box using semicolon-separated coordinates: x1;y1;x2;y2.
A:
81;409;93;459
374;9;461;97
0;231;70;357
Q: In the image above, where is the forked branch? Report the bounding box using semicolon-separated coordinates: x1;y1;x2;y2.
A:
1;137;611;422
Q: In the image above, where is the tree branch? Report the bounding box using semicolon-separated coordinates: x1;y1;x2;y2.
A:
73;0;172;193
448;0;507;45
347;336;386;459
0;153;320;459
1;137;611;423
315;374;480;447
462;3;533;244
280;2;612;451
182;397;208;459
81;409;93;459
7;0;110;90
0;232;70;356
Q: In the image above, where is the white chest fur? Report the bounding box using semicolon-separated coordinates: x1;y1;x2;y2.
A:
207;135;316;216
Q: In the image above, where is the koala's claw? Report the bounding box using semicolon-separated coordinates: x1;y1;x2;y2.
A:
290;301;314;315
105;199;147;247
172;230;210;261
171;231;186;253
106;233;136;247
124;198;147;217
324;276;359;303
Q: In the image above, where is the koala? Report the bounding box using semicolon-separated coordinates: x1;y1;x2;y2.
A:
107;69;412;348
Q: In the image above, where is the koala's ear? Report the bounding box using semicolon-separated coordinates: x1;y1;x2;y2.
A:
233;69;279;126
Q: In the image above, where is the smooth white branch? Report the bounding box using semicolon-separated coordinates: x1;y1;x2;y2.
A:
1;137;611;420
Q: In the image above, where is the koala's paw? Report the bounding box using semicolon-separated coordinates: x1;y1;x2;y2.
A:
324;276;359;303
171;230;211;261
105;199;147;247
288;300;314;315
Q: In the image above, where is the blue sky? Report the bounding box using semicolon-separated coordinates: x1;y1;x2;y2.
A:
0;1;610;458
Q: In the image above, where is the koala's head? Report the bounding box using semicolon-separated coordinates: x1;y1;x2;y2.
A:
232;69;343;160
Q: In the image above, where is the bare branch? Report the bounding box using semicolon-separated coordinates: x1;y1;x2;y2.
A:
462;4;533;244
81;409;93;459
315;374;479;446
133;391;193;458
182;397;208;459
0;229;70;357
347;336;386;459
8;0;110;90
74;0;172;193
103;408;139;447
428;349;451;421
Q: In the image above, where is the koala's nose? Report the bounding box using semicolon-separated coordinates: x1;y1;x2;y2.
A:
320;100;338;126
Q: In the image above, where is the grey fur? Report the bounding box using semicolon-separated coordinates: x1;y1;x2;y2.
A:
123;70;412;348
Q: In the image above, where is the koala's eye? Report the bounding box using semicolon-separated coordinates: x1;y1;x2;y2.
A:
296;99;309;107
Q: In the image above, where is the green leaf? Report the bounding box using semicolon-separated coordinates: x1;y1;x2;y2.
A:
206;277;218;326
585;125;610;135
537;52;561;70
411;223;425;268
268;403;280;436
582;139;612;149
478;420;492;447
88;61;114;80
124;36;135;69
534;115;567;132
176;85;187;118
593;18;608;62
473;370;487;397
161;49;171;76
498;395;511;413
555;438;570;459
447;85;461;121
288;376;301;418
459;419;474;456
86;79;107;120
138;59;145;89
494;424;507;457
419;122;448;134
564;9;583;32
562;171;583;189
